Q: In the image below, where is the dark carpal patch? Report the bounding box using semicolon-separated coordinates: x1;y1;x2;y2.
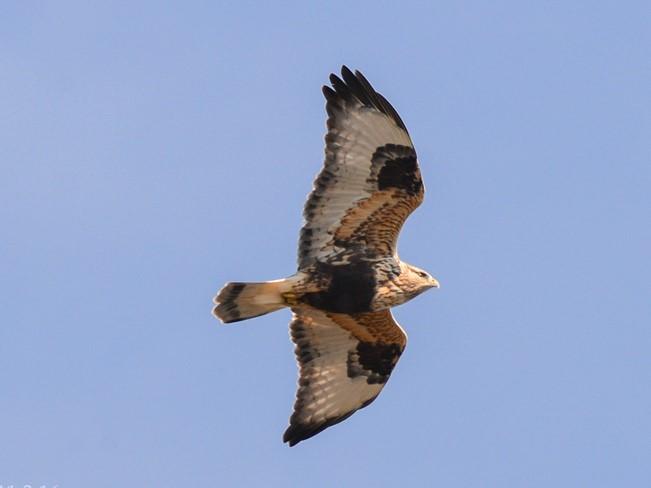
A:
347;341;403;384
302;261;376;313
374;144;421;196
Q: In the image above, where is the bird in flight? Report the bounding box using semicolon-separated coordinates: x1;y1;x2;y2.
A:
213;66;439;446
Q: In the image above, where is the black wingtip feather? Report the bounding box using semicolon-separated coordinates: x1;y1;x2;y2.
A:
283;410;357;447
341;66;374;107
324;66;408;133
341;64;354;79
322;85;335;97
329;73;352;102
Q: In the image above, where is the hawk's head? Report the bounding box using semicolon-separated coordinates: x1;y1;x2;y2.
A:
400;262;440;299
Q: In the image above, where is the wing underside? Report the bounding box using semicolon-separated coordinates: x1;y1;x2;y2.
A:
284;305;406;446
298;67;424;268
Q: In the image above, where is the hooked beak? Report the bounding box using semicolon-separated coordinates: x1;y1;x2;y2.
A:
429;277;440;289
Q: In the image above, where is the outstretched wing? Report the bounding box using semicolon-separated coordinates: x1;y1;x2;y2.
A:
298;66;424;269
284;305;407;446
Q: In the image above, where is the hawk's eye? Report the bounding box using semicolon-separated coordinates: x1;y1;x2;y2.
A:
417;271;427;278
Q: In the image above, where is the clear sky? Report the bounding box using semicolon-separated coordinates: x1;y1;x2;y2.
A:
1;1;650;487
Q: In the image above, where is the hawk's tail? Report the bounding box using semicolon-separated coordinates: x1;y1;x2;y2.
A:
212;279;290;323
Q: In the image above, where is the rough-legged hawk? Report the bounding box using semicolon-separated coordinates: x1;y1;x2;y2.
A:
213;66;439;446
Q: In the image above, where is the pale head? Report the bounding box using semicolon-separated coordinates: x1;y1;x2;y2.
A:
400;262;440;299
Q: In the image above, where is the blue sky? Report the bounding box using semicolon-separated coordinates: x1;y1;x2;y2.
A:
1;1;650;486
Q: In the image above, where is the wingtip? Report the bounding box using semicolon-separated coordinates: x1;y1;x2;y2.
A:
282;421;316;447
322;85;335;97
340;64;354;79
339;65;367;82
282;426;302;447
